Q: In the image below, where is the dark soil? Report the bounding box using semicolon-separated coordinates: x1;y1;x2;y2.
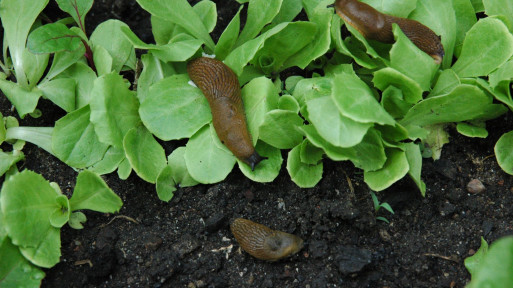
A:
1;1;512;287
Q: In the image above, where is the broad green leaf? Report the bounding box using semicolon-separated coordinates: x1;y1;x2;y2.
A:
301;125;386;171
278;94;300;113
484;0;513;33
400;85;493;127
457;123;488;138
136;0;215;50
90;20;135;72
22;46;49;89
38;78;76;112
452;0;477;57
410;0;456;69
252;21;318;73
268;0;302;28
258;109;304;149
299;139;324;165
123;126;167;184
136;53;177;102
117;158;132;180
467;236;513;288
430;69;460;97
121;26;203;63
0;234;45;287
0;0;49;87
490;59;513;88
238;141;283;182
19;227;60;268
452;17;513;77
0;113;5;144
404;142;426;196
167;147;199;187
364;149;409;191
27;23;82;54
185;124;236;184
283;0;332;69
0;170;61;268
56;62;96;109
235;0;283;47
5;127;53;155
361;0;417;17
69;170;122;212
465;237;489;277
0;79;42;118
287;144;323;188
55;0;93;28
307;96;372;148
373;67;423;104
495;130;513;175
49;195;70;228
193;0;217;33
88;146;125;175
423;124;449;160
68;211;87;229
149;1;217;46
215;7;242;60
140;74;211;140
242;77;280;145
0;151;24;177
156;165;176;202
472;0;485;12
224;22;292;76
381;86;411;119
89;73;141;149
293;77;333;119
332;71;395;125
93;45;113;76
53;105;109;168
390;25;438;91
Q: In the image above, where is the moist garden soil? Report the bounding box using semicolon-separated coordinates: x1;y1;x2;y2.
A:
1;1;513;287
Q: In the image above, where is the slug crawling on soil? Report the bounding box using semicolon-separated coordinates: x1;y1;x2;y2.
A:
187;57;264;171
331;0;444;64
230;218;304;261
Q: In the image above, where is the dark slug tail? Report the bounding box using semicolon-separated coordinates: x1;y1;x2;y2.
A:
246;151;266;171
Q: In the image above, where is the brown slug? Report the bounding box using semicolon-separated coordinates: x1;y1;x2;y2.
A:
230;218;304;261
187;57;264;171
332;0;444;64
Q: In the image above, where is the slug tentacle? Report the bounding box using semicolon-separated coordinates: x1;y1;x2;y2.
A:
333;0;444;64
230;218;304;261
187;57;263;170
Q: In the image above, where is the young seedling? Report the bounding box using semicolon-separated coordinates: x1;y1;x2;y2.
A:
370;191;395;223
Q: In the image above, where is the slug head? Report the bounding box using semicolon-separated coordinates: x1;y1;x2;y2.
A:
263;232;304;261
245;151;266;171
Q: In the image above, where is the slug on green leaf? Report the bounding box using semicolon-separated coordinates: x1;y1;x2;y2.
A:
331;0;444;64
187;57;264;171
230;218;304;261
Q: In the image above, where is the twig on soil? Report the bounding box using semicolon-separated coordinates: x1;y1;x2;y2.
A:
100;215;140;228
423;253;459;263
74;259;93;267
343;170;355;196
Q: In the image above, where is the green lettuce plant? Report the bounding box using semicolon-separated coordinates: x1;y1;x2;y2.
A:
1;0;513;198
465;236;513;288
0;169;122;287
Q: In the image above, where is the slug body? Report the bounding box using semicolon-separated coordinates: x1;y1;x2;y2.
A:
333;0;444;64
187;57;263;170
230;218;304;261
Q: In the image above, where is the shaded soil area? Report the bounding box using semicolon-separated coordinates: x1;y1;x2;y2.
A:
1;1;512;287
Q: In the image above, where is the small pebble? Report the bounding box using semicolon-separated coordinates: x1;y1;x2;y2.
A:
467;179;485;194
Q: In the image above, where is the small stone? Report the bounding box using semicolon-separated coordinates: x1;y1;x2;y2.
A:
467;179;485;194
335;246;372;274
204;212;227;233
